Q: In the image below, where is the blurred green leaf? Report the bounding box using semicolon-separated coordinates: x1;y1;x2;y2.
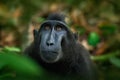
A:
0;52;43;76
100;24;117;36
35;17;45;23
3;46;21;52
110;57;120;68
7;18;18;26
75;25;86;35
87;32;100;46
91;51;120;61
0;61;6;69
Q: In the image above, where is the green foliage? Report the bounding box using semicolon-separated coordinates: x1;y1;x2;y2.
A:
87;32;100;46
92;51;120;79
91;51;120;61
35;17;45;23
102;66;120;80
7;18;18;26
0;47;45;80
65;0;84;7
74;25;86;35
0;53;41;76
110;57;120;68
3;46;21;52
99;24;117;36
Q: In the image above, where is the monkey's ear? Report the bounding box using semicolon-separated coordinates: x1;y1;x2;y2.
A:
74;32;79;40
33;29;38;40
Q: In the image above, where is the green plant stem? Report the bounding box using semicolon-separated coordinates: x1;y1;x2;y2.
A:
91;51;120;61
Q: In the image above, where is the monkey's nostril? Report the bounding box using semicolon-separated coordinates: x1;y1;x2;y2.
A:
46;42;54;46
50;43;54;45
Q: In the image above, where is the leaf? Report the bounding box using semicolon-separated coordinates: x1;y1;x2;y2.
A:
110;57;120;68
0;61;6;69
91;51;120;61
75;25;86;35
87;32;100;46
35;17;45;22
0;52;44;76
99;24;117;36
3;46;21;52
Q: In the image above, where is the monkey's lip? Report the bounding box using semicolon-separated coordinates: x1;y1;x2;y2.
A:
41;50;58;54
41;51;58;60
41;51;58;56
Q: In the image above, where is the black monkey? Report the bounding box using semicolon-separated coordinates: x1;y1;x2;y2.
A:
24;13;98;80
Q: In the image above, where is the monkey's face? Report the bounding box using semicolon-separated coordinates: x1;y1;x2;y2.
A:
34;21;67;63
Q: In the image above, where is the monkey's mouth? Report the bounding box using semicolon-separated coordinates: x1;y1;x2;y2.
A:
40;51;58;62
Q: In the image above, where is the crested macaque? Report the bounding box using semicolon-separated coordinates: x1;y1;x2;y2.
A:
24;13;98;80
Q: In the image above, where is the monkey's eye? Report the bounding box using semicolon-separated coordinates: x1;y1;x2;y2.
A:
44;26;50;30
55;26;62;31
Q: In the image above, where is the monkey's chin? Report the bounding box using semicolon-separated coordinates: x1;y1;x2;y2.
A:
40;51;61;63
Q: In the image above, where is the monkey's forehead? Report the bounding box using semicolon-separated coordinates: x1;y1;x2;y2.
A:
41;20;67;27
39;20;71;32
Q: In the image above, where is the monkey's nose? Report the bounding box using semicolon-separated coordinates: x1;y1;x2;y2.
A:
46;33;55;46
46;41;54;46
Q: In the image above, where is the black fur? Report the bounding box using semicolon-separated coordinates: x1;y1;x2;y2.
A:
47;13;66;23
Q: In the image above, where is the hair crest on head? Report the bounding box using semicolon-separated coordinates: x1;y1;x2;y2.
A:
47;13;66;23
